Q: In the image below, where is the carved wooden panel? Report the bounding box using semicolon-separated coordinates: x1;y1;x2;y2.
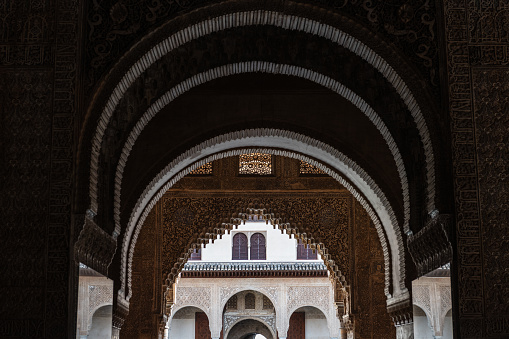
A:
444;0;509;336
120;209;158;338
195;312;211;339
353;201;395;339
473;69;509;336
287;312;305;339
160;194;350;284
0;0;79;336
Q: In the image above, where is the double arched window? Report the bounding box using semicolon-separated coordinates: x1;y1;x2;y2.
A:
232;232;266;260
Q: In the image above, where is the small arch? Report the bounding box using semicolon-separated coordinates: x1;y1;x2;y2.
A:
413;304;434;338
220;289;278;318
168;306;211;339
168;305;210;328
88;305;112;338
287;306;330;339
226;318;275;339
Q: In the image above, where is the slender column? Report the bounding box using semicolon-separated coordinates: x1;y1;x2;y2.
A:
210;284;222;339
276;283;288;338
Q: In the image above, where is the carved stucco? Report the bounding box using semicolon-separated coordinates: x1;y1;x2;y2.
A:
174;286;212;315
121;134;406;310
170;277;338;338
412;277;452;337
88;11;436;223
112;62;411;238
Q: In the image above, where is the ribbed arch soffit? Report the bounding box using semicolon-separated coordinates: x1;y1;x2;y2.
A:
87;10;437;232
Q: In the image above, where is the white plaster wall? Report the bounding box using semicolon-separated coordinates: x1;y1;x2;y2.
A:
306;318;329;339
168;318;195;339
88;312;112;339
413;315;434;339
200;221;321;262
442;312;453;339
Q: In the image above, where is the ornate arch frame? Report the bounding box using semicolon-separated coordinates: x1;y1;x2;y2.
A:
168;304;211;325
76;4;446;331
220;288;279;315
287;305;334;338
119;131;407;313
88;303;113;332
224;316;277;339
86;9;439;227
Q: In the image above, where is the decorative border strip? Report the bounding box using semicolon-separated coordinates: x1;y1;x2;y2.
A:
119;131;408;308
89;10;436;220
113;62;410;238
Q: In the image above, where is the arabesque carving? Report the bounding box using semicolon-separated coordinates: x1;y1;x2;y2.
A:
74;216;117;276
407;214;453;276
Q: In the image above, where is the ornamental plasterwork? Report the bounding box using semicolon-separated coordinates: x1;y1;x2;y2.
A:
91;11;436;228
439;285;452;316
223;315;276;336
123;136;399;304
412;284;432;316
175;286;211;312
412;278;452;336
88;284;113;315
220;286;243;308
256;286;278;306
287;286;330;316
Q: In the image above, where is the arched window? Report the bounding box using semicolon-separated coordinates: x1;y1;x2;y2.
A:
250;233;266;260
226;295;237;310
297;239;317;260
245;293;256;309
232;233;248;260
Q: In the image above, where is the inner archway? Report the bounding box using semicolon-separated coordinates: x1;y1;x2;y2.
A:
121;134;406;305
120;155;396;338
227;319;273;339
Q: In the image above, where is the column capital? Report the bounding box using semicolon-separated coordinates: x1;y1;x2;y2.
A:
387;298;413;327
407;213;453;276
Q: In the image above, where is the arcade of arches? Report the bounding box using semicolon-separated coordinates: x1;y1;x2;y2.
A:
1;1;508;339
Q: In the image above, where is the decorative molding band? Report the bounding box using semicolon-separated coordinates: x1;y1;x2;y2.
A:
112;62;410;239
387;298;413;327
407;214;453;277
74;216;117;276
119;132;406;309
89;10;436;222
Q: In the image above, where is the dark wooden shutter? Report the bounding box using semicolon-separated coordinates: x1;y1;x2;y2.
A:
195;312;211;339
250;233;266;260
297;239;317;260
232;233;248;260
245;293;256;309
287;312;305;339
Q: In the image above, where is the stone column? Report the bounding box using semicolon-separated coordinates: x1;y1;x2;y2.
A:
276;284;288;339
210;284;223;339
